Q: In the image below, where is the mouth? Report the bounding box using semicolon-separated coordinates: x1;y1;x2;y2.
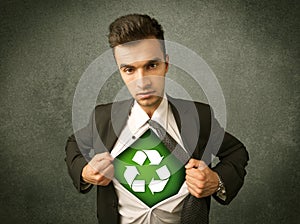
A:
136;90;156;99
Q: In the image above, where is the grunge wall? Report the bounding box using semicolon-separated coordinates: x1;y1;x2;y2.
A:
0;0;299;223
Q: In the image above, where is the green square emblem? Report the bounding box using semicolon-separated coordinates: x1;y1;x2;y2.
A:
114;130;185;207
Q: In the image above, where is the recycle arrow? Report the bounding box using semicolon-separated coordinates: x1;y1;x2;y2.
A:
132;150;164;166
124;150;170;194
132;180;145;192
143;150;164;165
155;165;170;180
124;166;139;186
148;178;169;194
132;151;147;166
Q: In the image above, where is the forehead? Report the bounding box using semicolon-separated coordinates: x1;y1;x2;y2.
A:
114;39;164;65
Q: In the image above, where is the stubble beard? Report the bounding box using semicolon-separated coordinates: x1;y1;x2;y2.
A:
137;95;163;111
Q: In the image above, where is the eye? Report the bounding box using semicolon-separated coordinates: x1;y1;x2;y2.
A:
124;67;134;74
148;63;158;70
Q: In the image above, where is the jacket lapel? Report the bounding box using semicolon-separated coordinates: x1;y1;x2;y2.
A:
167;96;200;158
168;96;182;132
102;96;200;157
105;99;133;151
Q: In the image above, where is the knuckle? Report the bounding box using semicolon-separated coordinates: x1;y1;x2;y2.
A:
199;160;206;166
198;173;205;180
194;192;201;198
102;181;110;186
197;182;204;189
93;154;101;160
185;169;191;176
96;174;104;182
101;160;109;167
196;188;202;195
197;173;202;179
102;152;110;157
190;158;196;163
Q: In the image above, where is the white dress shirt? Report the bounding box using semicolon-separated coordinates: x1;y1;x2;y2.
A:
111;96;189;224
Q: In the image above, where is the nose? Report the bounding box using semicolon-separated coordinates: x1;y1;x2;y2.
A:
136;69;151;89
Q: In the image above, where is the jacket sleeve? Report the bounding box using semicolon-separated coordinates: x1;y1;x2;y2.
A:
212;131;249;205
208;108;249;205
64;110;95;194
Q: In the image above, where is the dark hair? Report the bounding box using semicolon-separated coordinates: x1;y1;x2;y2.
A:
108;14;166;56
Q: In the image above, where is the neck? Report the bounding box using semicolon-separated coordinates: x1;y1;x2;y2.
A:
140;97;163;118
142;105;159;118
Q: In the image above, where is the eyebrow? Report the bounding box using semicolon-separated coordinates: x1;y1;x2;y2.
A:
119;57;163;69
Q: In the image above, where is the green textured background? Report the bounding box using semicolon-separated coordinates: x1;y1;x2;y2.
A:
0;0;299;223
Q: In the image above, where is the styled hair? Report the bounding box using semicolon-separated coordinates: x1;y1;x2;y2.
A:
108;14;166;56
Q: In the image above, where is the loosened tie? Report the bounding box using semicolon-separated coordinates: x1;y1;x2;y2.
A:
148;119;190;166
148;119;208;224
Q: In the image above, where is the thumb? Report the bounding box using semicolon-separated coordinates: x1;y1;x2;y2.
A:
185;159;207;170
185;158;200;169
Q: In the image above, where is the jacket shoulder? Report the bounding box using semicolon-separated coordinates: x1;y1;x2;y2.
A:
168;97;212;117
94;99;132;115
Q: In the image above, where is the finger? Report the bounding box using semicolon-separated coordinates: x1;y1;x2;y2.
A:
93;165;114;185
197;160;207;171
186;168;206;180
185;174;205;188
92;173;106;185
90;159;113;173
101;164;114;180
82;171;100;185
185;174;206;193
92;152;114;162
83;176;98;185
83;167;113;186
86;163;99;175
185;158;200;169
186;182;203;198
97;178;112;186
186;179;202;192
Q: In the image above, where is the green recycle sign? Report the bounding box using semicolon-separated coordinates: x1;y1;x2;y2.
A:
114;130;185;207
125;150;170;194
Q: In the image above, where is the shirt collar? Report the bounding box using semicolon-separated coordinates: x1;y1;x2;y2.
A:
128;94;168;133
151;95;168;130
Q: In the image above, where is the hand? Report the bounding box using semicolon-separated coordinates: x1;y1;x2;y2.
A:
185;159;219;198
81;152;114;186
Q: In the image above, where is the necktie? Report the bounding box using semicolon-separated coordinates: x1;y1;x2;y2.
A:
148;119;209;224
148;119;190;165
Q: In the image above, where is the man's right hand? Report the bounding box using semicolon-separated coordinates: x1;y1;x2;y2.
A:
81;152;114;186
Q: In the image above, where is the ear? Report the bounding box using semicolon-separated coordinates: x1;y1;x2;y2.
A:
164;54;169;74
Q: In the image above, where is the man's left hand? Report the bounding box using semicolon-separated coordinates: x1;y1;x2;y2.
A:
185;159;219;198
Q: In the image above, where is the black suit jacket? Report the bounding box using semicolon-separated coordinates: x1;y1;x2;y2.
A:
65;97;249;224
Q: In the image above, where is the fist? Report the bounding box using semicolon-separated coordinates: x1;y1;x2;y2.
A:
82;152;114;186
185;159;219;198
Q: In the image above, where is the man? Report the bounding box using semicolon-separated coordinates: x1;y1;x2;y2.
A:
65;14;249;224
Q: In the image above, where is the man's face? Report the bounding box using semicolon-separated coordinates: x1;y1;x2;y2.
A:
114;38;169;113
